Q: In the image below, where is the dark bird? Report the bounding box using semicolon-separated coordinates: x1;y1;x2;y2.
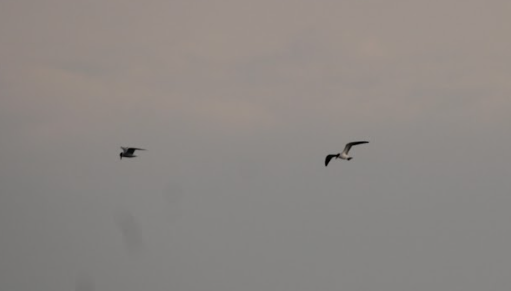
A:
325;141;369;166
120;147;146;159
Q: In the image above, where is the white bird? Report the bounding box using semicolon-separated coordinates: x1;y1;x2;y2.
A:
325;141;368;166
120;147;146;159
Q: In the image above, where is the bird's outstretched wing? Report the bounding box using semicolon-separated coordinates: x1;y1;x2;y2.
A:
325;154;338;167
342;141;369;155
124;147;146;155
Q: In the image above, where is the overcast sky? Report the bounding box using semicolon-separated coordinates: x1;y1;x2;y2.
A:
1;1;511;290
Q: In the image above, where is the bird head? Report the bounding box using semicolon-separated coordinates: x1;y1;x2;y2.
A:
119;153;123;160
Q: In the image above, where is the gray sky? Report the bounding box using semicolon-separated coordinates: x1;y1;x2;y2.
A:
1;0;511;290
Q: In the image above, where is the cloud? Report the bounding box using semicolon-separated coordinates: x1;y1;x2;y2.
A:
2;0;510;136
0;0;510;144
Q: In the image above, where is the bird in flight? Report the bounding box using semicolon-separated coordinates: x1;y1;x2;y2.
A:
120;147;146;159
325;141;369;166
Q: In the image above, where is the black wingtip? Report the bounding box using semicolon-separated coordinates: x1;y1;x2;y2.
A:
325;154;337;167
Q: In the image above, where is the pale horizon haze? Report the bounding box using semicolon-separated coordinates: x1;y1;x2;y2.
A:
1;1;511;290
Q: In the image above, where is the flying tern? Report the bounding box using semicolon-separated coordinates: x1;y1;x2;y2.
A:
120;147;146;159
325;141;368;166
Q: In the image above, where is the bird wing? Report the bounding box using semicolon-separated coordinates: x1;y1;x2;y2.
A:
342;141;369;154
120;147;146;154
126;148;146;154
325;154;338;167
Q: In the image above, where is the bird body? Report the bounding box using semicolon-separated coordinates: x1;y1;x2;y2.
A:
325;141;368;166
120;147;146;159
339;152;351;160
